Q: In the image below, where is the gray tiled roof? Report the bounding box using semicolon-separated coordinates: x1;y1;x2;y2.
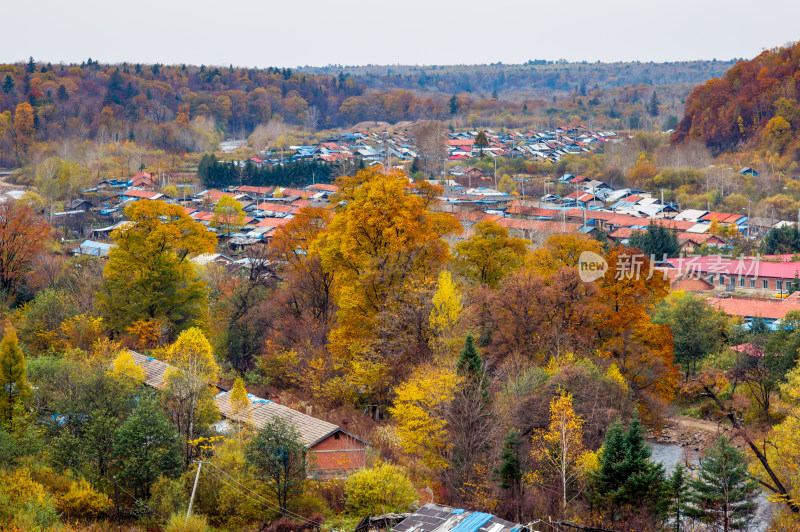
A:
128;350;363;448
130;350;171;388
216;390;347;447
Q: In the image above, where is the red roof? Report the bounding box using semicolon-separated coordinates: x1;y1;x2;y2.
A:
496;218;581;233
280;188;310;198
255;203;295;213
564;209;616;221
650;219;696;231
200;190;236;201
506;205;560;218
307;184;340;193
192;212;215;222
255;218;293;228
701;212;743;224
676;232;724;245
665;256;800;279
708;292;800;320
236;185;275;195
609;227;635;239
123;189;161;200
569;175;591;184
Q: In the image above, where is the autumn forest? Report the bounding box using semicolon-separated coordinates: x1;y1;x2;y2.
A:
4;39;800;532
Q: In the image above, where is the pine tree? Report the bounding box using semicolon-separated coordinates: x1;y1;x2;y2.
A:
495;428;523;520
684;436;758;531
457;335;484;379
2;75;14;95
0;328;30;423
496;428;522;491
457;334;489;401
56;84;69;102
788;272;800;295
449;94;458;115
589;418;665;520
650;91;660;117
26;56;36;74
666;464;690;532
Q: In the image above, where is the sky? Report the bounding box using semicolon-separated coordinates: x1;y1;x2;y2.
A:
3;0;799;68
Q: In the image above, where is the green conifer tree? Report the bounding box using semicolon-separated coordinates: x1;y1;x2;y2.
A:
666;463;690;532
684;436;758;531
496;428;522;492
457;334;482;376
2;76;14;95
457;335;490;401
589;418;665;521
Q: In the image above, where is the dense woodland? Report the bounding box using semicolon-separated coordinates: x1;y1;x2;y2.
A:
673;42;800;158
0;57;737;169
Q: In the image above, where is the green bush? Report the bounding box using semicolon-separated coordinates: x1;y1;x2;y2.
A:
149;475;188;518
344;463;417;516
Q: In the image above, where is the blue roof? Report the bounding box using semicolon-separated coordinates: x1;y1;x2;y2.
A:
450;512;493;532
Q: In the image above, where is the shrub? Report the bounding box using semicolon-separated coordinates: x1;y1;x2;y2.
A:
344;463;417;516
56;478;112;519
165;511;211;532
149;475;188;518
0;468;60;530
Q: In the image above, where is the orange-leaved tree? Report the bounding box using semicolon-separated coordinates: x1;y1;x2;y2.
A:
313;168;460;404
592;246;677;421
0;201;49;296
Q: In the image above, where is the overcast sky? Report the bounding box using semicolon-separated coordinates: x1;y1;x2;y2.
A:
3;0;799;67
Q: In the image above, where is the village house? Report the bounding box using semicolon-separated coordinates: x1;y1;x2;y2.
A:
661;256;800;295
129;351;367;477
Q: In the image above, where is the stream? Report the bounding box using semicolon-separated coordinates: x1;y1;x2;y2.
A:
647;442;775;531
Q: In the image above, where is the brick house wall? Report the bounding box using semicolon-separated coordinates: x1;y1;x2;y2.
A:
309;431;366;477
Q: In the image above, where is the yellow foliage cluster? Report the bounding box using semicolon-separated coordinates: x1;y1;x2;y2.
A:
108;350;146;384
56;478;111;519
528;392;592;517
388;364;462;471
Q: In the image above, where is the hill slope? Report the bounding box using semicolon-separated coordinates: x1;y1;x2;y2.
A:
672;41;800;156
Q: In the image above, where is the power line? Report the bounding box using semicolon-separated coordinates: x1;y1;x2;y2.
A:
198;460;319;526
115;482;168;522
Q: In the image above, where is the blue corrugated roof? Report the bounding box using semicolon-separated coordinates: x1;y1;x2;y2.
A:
450;512;493;532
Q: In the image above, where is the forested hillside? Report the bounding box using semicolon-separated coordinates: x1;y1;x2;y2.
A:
0;58;737;168
672;41;800;157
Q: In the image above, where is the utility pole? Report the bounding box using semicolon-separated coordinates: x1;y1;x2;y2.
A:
187;461;202;525
113;476;119;523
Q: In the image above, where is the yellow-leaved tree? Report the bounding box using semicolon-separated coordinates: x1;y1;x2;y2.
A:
314;169;459;404
527;233;604;278
388;364;462;471
230;376;251;437
528;391;591;519
212;195;246;237
749;365;800;522
163;327;220;462
108;350;145;385
429;270;463;357
98;200;216;338
453;219;527;287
